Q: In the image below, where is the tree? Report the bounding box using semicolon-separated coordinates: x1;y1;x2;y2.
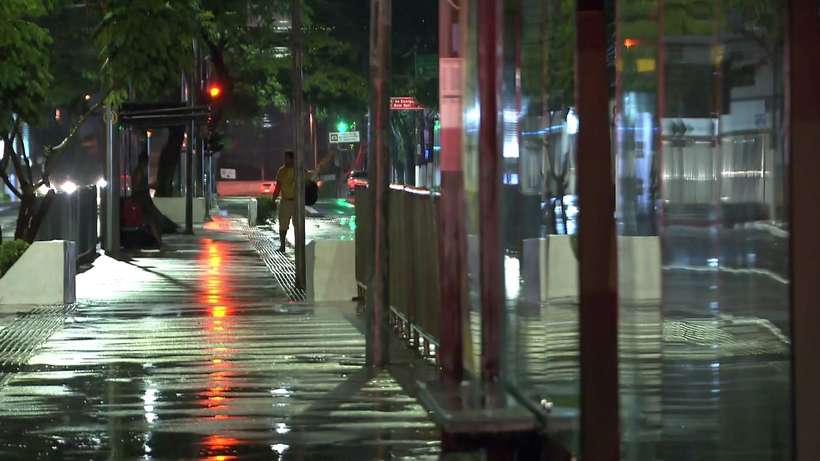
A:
150;0;371;194
1;0;200;242
1;0;58;243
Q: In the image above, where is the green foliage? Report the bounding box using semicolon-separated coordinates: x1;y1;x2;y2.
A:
200;0;289;118
0;0;53;132
545;0;576;110
0;239;30;278
262;0;370;121
41;3;98;112
391;0;437;110
256;195;275;224
95;0;200;107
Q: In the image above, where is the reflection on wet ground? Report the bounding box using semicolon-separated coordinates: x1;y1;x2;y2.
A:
508;297;791;460
0;222;439;460
505;226;792;460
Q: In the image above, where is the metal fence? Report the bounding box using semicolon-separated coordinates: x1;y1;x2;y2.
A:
36;186;98;262
355;185;441;346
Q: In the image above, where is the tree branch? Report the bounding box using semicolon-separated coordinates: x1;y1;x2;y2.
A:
45;97;105;156
4;124;30;192
37;90;110;188
0;138;23;199
12;122;34;185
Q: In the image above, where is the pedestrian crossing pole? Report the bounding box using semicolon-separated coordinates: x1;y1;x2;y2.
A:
292;0;307;290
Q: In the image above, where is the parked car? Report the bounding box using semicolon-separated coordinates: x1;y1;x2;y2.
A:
346;170;368;197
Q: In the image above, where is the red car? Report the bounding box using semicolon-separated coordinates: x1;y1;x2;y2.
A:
346;170;368;195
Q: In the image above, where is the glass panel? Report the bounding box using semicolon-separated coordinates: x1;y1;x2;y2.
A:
616;1;791;460
498;0;581;453
461;0;482;374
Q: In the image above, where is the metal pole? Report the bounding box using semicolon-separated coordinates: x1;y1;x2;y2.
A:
313;109;319;171
146;131;151;180
179;72;188;196
477;0;503;382
437;0;465;382
310;106;319;171
366;0;391;367
185;43;196;234
204;139;212;221
292;0;306;289
576;1;619;459
788;1;820;460
185;121;194;234
104;107;120;257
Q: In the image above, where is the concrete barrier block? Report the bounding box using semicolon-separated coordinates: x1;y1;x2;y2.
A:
547;235;579;301
0;240;76;306
247;198;258;226
617;236;661;301
153;197;206;226
307;240;357;303
522;238;548;304
522;236;578;303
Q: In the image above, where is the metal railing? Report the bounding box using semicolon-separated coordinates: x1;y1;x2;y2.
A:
355;185;441;349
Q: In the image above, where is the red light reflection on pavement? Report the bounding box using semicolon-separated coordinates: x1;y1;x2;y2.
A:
204;217;232;231
200;435;240;461
198;240;242;460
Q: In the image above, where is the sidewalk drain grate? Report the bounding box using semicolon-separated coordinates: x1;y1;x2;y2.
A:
0;305;76;387
246;228;306;302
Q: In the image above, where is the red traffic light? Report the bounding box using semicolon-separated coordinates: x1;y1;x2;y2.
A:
208;85;222;99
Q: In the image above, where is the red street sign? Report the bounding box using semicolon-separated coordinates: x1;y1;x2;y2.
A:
390;97;424;110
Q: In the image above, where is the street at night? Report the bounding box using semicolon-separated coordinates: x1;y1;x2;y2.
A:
2;0;820;460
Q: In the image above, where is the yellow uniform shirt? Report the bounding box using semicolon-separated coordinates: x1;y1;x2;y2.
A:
275;166;296;200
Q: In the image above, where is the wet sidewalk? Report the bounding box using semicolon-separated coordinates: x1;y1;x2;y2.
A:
0;219;440;460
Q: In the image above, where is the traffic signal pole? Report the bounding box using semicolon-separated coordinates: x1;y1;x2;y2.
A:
292;0;306;290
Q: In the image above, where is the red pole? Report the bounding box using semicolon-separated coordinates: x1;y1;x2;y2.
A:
477;0;503;382
436;0;466;383
787;1;820;459
576;0;619;459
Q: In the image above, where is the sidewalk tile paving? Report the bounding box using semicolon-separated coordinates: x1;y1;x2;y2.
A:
0;216;441;460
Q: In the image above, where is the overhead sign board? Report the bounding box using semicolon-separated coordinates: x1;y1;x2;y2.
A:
390;97;424;110
329;131;360;143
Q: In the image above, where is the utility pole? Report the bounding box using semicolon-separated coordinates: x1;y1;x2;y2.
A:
292;0;306;289
366;0;391;367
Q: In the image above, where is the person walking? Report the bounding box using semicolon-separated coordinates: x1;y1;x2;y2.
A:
272;150;320;252
272;151;297;252
273;151;310;253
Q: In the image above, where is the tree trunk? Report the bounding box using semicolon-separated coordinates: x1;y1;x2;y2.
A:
15;189;55;243
133;152;178;236
155;126;186;197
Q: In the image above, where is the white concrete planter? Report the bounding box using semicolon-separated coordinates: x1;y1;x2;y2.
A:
247;198;258;226
522;235;661;304
306;239;357;303
522;236;579;304
153;197;206;226
0;240;76;306
617;236;662;302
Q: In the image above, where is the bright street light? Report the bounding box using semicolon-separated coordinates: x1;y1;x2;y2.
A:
61;180;78;194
